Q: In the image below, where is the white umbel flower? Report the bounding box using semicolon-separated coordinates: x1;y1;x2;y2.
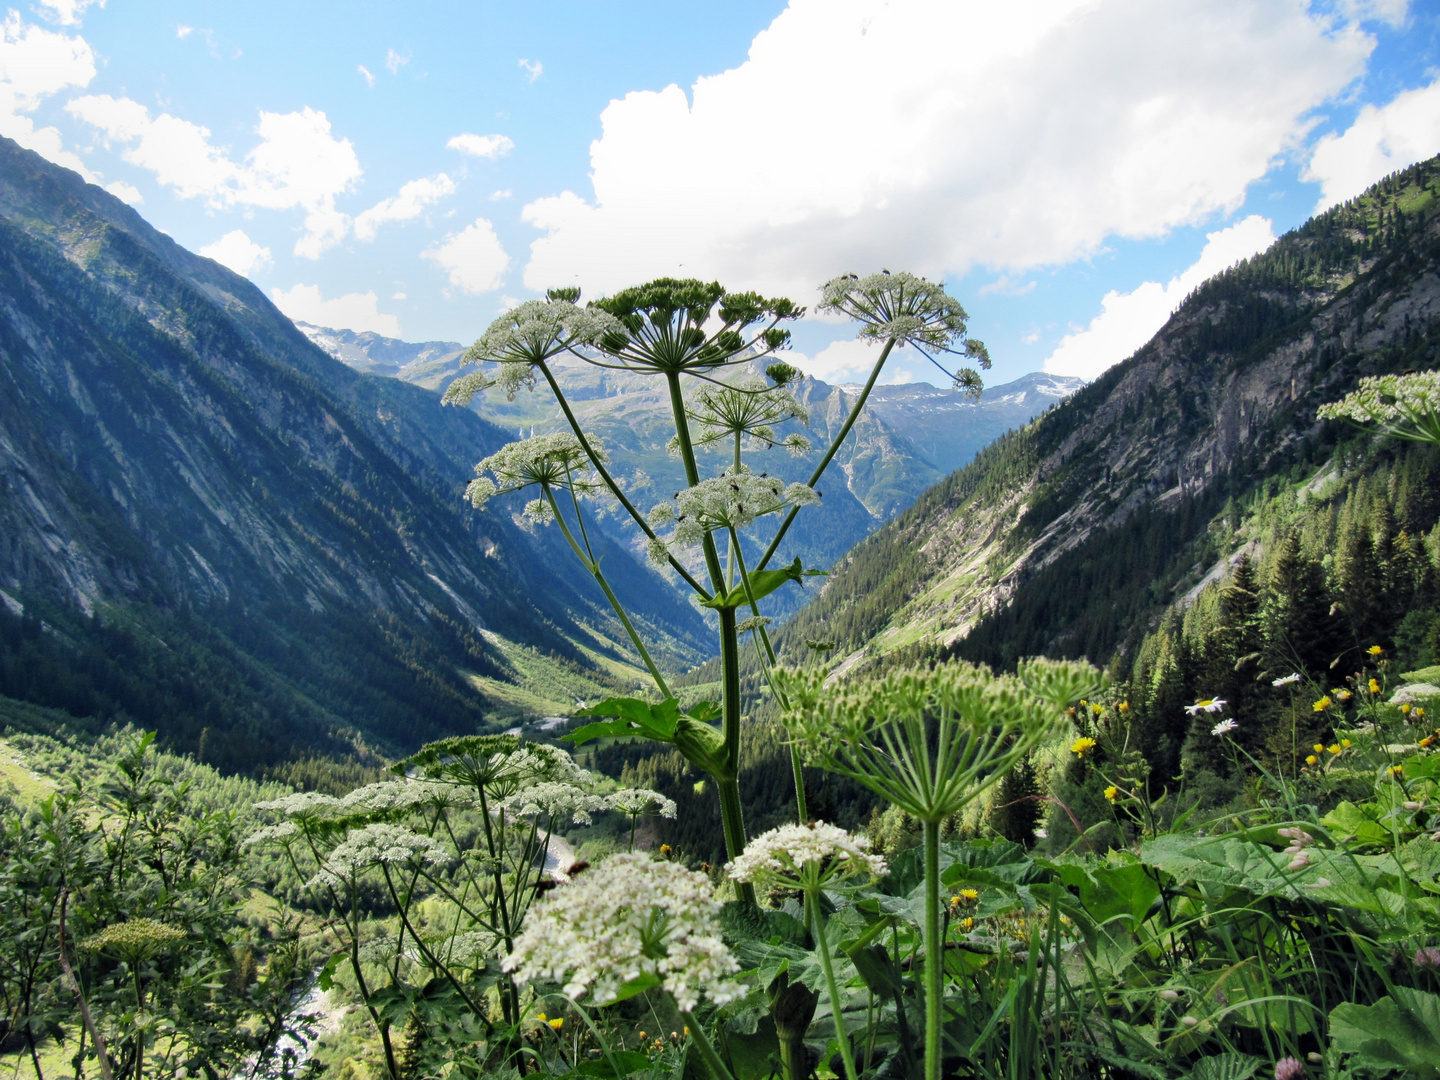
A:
498;782;608;825
727;821;888;887
466;432;608;511
502;853;742;1012
605;788;679;819
647;465;818;559
341;779;479;814
253;791;344;820
309;823;450;888
1318;370;1440;444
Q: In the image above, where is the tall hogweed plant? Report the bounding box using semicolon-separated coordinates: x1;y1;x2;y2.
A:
239;320;1440;1080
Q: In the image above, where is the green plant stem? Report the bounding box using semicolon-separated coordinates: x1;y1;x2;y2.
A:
754;338;895;574
665;371;726;592
537;359;712;598
807;890;859;1080
923;819;943;1080
686;1016;739;1080
545;487;672;697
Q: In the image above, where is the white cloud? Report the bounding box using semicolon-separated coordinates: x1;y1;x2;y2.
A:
518;58;542;83
353;173;455;240
520;0;1371;303
270;284;401;336
34;0;104;27
1043;215;1277;380
1335;0;1409;27
200;229;271;276
489;189;512;201
0;11;97;177
391;291;406;300
447;132;514;159
176;24;192;38
385;48;410;75
358;64;375;88
1304;76;1440;212
104;179;142;204
67;97;362;258
424;217;510;294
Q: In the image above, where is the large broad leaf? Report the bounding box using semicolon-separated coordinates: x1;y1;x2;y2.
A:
565;698;720;754
1320;801;1390;848
1040;855;1159;932
701;558;815;610
568;1051;653;1078
1330;987;1440;1078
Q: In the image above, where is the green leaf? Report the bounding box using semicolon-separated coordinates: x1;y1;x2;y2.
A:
565;698;683;745
1330;987;1440;1078
606;971;663;1005
1320;801;1390;847
316;949;346;992
702;558;806;609
570;1050;653;1078
1189;1052;1262;1080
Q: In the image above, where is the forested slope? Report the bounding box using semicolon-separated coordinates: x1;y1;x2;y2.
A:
0;136;706;770
781;156;1440;675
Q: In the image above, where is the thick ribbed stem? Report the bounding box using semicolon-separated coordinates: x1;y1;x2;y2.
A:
809;890;859;1080
923;820;943;1080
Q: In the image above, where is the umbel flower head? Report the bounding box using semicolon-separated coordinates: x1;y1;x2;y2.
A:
684;377;811;456
775;657;1100;824
503;852;743;1012
81;919;186;961
728;821;888;889
1318;370;1440;446
605;788;679;819
498;782;608;825
587;278;803;376
646;465;818;564
819;271;990;398
309;823;450;888
465;432;608;523
397;734;589;799
443;293;625;405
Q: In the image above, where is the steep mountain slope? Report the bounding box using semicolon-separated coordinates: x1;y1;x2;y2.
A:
782;157;1440;673
298;322;1079;615
0;136;705;769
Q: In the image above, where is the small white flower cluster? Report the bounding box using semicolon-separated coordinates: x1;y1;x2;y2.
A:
727;821;888;886
254;791;344;820
605;788;678;819
466;432;608;512
309;823;450;888
686;378;811;455
244;821;299;848
341;779;479;814
1277;827;1315;871
445;300;625;403
498;782;609;825
1318;370;1440;437
503;853;742;1012
646;466;818;564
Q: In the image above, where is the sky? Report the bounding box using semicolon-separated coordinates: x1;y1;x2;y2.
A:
2;1;1440;388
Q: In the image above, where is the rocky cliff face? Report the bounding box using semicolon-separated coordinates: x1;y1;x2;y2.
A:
0;136;705;763
783;158;1440;670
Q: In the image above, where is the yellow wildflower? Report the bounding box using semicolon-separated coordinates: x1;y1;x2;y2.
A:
1328;744;1341;755
1305;755;1319;765
1313;743;1326;754
1071;737;1097;757
1416;707;1425;718
1119;701;1130;712
1091;703;1103;716
1368;645;1384;656
960;917;974;929
537;1013;547;1022
1313;696;1332;712
1403;702;1414;714
549;1018;564;1031
1104;786;1119;801
959;888;979;901
660;844;671;854
1341;738;1352;748
1369;679;1381;694
1336;689;1352;702
1388;764;1403;777
1420;735;1434;748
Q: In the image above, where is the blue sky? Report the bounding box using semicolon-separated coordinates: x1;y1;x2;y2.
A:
3;0;1439;387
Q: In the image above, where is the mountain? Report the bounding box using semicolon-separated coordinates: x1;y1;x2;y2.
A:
297;323;1081;616
778;157;1440;678
0;135;707;771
